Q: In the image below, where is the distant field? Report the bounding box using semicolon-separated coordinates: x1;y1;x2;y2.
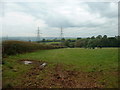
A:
45;42;61;44
3;48;118;88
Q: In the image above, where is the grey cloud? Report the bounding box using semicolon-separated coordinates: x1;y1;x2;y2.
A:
2;1;118;37
86;2;117;18
10;2;117;28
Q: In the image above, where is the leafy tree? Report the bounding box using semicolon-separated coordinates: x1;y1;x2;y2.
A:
61;38;65;42
91;36;95;39
96;35;102;39
69;42;75;48
42;39;46;42
75;39;88;48
103;35;107;39
63;40;70;47
77;37;81;40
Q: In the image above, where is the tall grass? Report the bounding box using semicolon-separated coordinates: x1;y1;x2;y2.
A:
2;40;61;57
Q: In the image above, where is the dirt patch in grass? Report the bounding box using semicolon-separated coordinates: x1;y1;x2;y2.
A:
3;59;118;88
7;60;111;88
49;64;105;88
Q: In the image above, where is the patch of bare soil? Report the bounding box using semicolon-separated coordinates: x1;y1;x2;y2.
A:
49;64;104;88
14;60;108;88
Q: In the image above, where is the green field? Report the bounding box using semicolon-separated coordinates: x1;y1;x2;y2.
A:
3;48;118;88
45;42;61;45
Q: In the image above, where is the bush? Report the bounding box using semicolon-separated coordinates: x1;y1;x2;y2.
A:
2;40;61;57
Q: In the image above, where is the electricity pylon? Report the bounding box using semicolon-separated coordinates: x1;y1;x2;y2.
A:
37;27;42;41
60;26;63;40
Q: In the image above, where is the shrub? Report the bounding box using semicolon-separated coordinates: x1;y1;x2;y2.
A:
2;40;61;57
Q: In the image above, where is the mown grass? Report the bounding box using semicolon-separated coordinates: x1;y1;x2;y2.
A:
2;48;118;88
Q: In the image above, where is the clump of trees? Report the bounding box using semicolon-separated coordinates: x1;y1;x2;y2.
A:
75;35;120;49
60;35;120;48
62;39;75;48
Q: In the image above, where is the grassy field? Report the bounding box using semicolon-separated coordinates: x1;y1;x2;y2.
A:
2;48;118;88
45;42;61;44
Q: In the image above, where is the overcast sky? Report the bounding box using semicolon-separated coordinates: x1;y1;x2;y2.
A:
0;0;118;37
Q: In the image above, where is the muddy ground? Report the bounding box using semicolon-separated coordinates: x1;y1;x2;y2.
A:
4;59;118;88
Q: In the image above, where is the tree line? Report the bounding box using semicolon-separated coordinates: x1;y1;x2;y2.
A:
40;35;120;49
74;35;120;49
